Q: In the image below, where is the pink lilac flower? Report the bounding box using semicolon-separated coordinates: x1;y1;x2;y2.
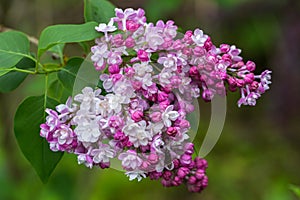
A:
40;7;272;193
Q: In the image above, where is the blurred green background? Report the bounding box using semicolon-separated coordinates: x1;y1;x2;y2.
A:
1;0;300;199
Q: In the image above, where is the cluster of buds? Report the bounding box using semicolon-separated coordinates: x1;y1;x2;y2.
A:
40;8;271;192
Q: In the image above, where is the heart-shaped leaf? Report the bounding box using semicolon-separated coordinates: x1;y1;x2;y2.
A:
14;95;63;183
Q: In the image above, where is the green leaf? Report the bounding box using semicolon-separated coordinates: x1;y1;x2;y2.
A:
48;79;70;103
0;57;35;93
58;57;84;91
0;31;32;69
84;0;116;23
14;96;63;183
38;22;101;58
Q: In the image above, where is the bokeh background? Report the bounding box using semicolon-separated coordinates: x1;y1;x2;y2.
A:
1;0;300;199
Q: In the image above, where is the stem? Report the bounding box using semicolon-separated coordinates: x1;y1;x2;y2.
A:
43;74;49;114
12;67;36;74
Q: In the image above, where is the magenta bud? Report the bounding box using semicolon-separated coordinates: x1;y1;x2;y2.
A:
158;91;168;102
137;49;149;62
166;127;178;137
195;169;205;180
148;153;158;164
220;44;230;53
126;20;139;31
150;111;162;122
246;60;256;71
163;171;172;180
193;46;205;56
159;100;170;110
202;89;214;102
236;79;245;87
108;64;120;74
188;176;197;185
125;37;135;48
189;66;199;77
131;110;143;122
244;73;254;84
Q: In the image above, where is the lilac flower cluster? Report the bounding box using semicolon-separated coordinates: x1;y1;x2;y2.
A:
40;8;271;193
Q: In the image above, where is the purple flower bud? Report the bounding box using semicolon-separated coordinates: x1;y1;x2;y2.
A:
222;54;231;63
131;80;142;90
236;78;245;87
204;37;213;50
177;167;190;178
244;73;254;84
150;111;162;122
202;89;214;102
124;67;135;77
166;127;178;137
159;100;170;110
246;60;256;71
157;91;168;102
163;171;172;180
220;44;230;53
131;110;143;122
195;169;205;180
180;154;192;166
126;20;140;32
125;37;135;48
149;171;163;180
140;161;149;170
137;49;149;62
112;34;123;46
188;176;197;184
184;143;194;155
148;153;158;164
178;119;190;129
189;66;200;77
108;64;120;74
193;46;206;56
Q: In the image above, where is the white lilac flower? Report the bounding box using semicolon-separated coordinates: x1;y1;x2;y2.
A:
191;29;208;47
158;54;178;71
161;105;180;127
75;119;101;143
125;170;147;182
145;25;164;50
100;74;114;92
135;73;153;90
112;79;136;102
106;93;127;113
118;150;143;170
122;120;152;147
147;121;164;135
133;62;153;77
95;19;117;33
91;143;116;163
74;87;101;113
158;69;173;86
91;43;109;67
